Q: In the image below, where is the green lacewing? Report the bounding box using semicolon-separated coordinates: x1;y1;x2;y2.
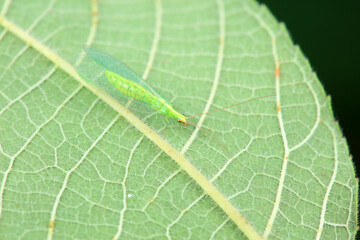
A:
75;46;187;125
74;46;274;129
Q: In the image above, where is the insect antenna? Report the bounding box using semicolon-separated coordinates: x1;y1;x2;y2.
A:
186;94;275;119
186;120;231;156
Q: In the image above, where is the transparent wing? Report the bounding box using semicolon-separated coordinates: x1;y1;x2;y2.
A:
80;46;169;103
74;47;163;115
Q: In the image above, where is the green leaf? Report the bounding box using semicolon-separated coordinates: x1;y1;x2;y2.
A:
0;0;357;239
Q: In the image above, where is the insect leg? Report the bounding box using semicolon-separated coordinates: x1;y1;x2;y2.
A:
162;116;171;134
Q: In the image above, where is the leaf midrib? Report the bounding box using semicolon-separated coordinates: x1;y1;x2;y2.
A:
0;5;261;240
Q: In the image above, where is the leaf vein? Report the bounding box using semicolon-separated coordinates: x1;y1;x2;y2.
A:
315;121;339;240
0;85;83;219
47;114;120;240
243;6;289;239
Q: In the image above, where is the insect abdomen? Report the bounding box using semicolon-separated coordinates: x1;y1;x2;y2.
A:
106;70;163;106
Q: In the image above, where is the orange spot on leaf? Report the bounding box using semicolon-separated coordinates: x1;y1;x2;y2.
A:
148;198;155;204
49;220;54;229
275;65;280;77
276;104;281;112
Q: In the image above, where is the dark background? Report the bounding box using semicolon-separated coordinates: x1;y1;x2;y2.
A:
257;0;360;237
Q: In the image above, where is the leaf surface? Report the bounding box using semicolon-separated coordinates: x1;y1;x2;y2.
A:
0;0;357;239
